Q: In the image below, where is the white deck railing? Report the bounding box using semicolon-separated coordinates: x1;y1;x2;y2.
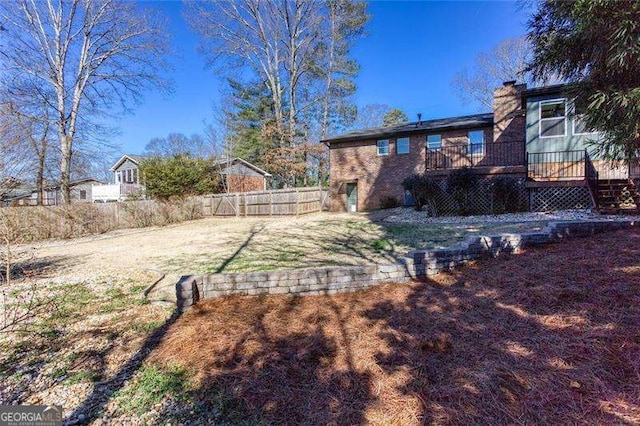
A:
92;183;144;202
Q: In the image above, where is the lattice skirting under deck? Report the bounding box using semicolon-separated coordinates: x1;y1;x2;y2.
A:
429;178;529;216
529;186;594;212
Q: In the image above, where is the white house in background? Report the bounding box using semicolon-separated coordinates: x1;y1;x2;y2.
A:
3;178;104;206
92;154;146;202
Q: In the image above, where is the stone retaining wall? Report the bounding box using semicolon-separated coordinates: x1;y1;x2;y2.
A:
176;219;638;310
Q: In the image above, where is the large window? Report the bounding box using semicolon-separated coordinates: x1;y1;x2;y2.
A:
468;130;484;155
572;103;593;135
426;134;441;150
396;137;410;154
377;139;389;156
540;99;566;138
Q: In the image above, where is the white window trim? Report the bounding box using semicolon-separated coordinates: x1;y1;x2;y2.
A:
539;98;567;139
396;137;410;154
571;108;599;136
377;139;389;156
467;130;485;154
426;134;442;151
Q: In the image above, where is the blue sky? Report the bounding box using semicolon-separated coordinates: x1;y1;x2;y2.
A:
113;1;531;156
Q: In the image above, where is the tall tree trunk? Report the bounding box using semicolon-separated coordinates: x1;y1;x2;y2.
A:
36;155;45;206
60;135;72;205
320;3;337;140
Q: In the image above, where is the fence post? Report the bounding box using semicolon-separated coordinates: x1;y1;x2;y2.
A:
244;193;248;217
317;186;321;213
296;188;300;216
235;193;239;218
269;190;273;217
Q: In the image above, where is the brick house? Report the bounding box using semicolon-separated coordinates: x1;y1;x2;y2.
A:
323;82;640;213
215;157;271;193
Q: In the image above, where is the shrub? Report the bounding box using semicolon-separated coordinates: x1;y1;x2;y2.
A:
139;155;222;201
491;177;521;214
447;167;479;215
402;174;439;213
379;195;400;209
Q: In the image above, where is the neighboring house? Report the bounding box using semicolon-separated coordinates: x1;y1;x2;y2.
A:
323;82;640;213
2;178;103;207
215;157;271;193
92;154;146;202
92;154;271;202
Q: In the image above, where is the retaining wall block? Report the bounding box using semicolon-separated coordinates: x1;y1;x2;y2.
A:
211;281;234;291
203;274;229;285
298;277;320;286
269;287;290;295
378;263;400;273
246;271;270;283
235;281;257;291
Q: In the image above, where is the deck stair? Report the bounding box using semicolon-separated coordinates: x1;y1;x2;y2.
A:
597;179;640;214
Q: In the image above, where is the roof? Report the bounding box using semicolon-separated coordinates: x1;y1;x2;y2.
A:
521;83;573;98
110;154;148;171
214;157;272;177
321;113;494;145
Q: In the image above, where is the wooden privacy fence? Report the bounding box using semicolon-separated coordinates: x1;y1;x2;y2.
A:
202;187;329;217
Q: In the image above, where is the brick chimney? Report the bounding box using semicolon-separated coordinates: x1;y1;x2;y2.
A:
493;81;526;145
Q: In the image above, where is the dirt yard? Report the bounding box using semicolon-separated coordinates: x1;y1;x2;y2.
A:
15;211;551;301
1;221;639;424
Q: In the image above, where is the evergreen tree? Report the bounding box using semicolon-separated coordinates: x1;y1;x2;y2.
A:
527;0;640;160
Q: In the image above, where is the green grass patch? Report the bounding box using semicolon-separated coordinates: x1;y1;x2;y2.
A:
66;371;100;385
113;364;189;415
130;320;164;334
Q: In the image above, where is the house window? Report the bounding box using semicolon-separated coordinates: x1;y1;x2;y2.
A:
79;190;87;200
468;130;484;155
377;140;389;156
572;103;593;135
426;134;441;150
540;99;566;138
132;169;138;184
396;137;410;154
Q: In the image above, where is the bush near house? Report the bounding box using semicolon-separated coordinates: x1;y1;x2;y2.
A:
401;174;439;213
379;195;400;210
490;176;522;214
139;155;221;201
447;167;479;215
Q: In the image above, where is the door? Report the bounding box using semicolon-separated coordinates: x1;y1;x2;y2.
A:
346;183;358;213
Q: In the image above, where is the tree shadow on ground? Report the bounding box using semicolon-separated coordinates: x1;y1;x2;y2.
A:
148;229;640;424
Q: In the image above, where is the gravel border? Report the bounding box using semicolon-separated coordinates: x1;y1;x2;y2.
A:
380;207;637;225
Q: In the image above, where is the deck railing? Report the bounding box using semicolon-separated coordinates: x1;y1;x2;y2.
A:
527;150;588;180
426;140;525;170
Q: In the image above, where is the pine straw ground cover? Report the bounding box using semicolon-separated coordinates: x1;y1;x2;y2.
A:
148;228;640;425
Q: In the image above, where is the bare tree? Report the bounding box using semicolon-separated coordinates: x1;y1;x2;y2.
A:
143;132;218;158
0;105;32;199
3;95;53;205
351;103;391;130
317;0;367;139
0;0;171;204
187;0;367;144
452;37;534;111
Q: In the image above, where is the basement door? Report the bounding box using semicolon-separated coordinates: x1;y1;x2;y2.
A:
346;183;358;213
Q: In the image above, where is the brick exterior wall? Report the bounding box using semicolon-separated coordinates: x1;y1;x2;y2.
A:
329;128;493;212
493;82;526;145
227;175;265;193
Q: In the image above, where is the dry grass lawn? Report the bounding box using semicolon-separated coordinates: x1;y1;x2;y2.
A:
148;228;640;425
18;212;546;301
